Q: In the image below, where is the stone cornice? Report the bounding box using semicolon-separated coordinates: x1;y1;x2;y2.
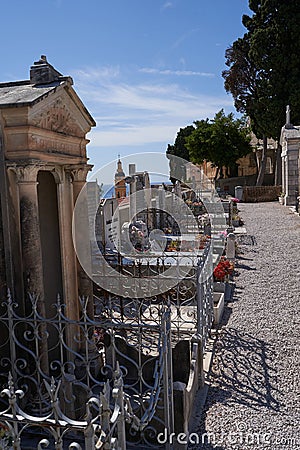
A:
4;125;89;162
4;124;87;140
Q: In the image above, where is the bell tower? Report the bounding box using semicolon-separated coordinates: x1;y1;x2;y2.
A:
114;155;126;198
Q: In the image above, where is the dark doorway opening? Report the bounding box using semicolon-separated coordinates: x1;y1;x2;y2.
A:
37;171;63;315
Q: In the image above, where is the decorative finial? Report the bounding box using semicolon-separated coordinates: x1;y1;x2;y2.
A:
286;105;291;126
118;153;121;161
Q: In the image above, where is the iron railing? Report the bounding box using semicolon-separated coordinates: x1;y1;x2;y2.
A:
0;243;215;449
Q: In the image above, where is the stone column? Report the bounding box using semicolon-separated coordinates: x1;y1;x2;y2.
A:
71;165;94;309
284;155;288;204
70;165;102;375
56;168;81;361
16;165;44;299
129;174;137;221
0;196;6;299
281;155;286;197
286;148;299;205
298;151;300;198
57;168;79;320
15;164;49;375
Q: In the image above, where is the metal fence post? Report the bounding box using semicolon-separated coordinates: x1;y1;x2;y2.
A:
113;363;126;450
162;305;174;450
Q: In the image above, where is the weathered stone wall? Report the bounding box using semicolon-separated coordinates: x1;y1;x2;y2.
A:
216;174;274;196
242;185;282;202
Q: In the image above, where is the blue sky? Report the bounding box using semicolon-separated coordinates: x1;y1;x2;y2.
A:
0;0;251;182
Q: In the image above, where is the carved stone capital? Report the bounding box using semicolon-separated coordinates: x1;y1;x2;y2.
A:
8;162;45;184
66;164;93;183
7;161;67;184
45;165;64;184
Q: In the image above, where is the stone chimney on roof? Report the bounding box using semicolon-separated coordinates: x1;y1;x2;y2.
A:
30;55;63;85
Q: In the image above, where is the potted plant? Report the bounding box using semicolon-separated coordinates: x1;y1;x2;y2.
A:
231;197;240;206
213;256;234;292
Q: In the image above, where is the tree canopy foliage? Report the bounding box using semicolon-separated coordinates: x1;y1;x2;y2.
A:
223;0;300;141
166;125;195;161
166;110;252;180
186;110;251;178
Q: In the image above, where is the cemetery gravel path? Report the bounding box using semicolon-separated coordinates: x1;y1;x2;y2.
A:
189;202;300;450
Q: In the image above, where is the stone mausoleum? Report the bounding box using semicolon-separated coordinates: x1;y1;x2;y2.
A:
0;56;95;326
280;105;300;206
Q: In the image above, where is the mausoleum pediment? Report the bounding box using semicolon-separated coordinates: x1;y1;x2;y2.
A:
29;89;93;138
0;56;95;164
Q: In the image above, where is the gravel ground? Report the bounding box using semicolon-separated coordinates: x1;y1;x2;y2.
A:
189;202;300;450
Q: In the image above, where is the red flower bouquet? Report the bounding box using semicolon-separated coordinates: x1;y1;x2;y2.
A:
213;256;234;281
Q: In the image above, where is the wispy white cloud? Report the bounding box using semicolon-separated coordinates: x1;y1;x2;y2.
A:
90;124;177;147
172;28;201;49
139;67;215;77
161;1;173;11
73;65;233;149
74;65;120;81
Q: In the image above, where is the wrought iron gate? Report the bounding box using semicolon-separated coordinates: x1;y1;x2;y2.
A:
0;244;214;449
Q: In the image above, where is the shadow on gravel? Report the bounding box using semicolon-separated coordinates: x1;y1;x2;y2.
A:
208;328;280;412
220;290;242;325
235;255;253;262
219;305;233;327
188;328;280;449
235;234;257;246
234;261;256;271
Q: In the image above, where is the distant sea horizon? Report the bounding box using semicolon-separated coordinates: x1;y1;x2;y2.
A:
100;181;172;199
102;184;115;198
